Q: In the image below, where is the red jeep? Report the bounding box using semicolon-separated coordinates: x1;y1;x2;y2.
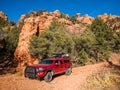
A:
24;54;72;82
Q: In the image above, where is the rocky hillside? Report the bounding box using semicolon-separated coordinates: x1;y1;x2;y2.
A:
0;11;17;74
0;10;120;71
98;13;120;32
14;10;94;70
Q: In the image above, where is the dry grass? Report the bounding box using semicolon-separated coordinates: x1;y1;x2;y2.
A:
15;71;23;76
80;69;120;90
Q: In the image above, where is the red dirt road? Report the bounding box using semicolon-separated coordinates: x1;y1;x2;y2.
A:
0;62;108;90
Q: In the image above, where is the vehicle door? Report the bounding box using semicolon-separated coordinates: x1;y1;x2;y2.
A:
53;60;63;74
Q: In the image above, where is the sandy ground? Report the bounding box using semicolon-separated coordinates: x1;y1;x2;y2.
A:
0;62;109;90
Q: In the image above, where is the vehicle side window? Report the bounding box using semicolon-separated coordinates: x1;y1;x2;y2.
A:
55;60;58;64
64;60;70;63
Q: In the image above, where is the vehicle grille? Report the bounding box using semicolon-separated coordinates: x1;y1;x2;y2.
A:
24;66;36;79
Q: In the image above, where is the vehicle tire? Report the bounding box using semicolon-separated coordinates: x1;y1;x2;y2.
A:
24;71;27;78
65;68;72;75
24;73;27;77
44;72;53;82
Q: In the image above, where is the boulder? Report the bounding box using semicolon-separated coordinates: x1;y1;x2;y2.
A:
53;10;61;17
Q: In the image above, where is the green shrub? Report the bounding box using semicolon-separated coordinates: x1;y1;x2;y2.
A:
0;29;7;50
5;26;20;56
77;49;88;65
60;13;68;19
90;18;112;62
0;17;8;28
68;16;77;24
72;28;96;63
36;10;46;16
29;35;51;59
9;21;16;26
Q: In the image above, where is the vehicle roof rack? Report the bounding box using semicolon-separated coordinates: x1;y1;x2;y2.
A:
52;53;69;58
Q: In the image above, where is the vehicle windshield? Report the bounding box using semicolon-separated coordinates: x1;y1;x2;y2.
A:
40;60;53;64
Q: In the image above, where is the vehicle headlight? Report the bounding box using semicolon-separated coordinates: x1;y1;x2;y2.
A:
39;68;44;71
36;68;44;72
36;68;39;72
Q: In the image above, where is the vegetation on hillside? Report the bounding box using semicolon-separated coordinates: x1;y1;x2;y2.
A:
60;13;80;24
106;17;120;52
5;26;20;56
0;10;120;66
0;29;7;50
107;17;120;30
29;16;120;65
90;18;113;61
0;16;20;74
0;18;20;58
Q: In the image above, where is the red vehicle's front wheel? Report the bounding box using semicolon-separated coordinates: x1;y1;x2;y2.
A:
44;72;53;82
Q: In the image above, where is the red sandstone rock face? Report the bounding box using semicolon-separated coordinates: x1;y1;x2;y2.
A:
98;13;120;32
82;14;94;24
77;13;94;24
98;13;117;22
14;12;55;70
15;16;53;69
53;10;61;17
66;24;85;34
15;15;53;69
14;17;39;70
58;18;72;25
18;14;26;27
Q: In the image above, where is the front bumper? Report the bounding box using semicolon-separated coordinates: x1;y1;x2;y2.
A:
24;66;46;79
36;71;46;78
24;66;36;79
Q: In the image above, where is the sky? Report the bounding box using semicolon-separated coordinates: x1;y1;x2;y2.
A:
0;0;120;22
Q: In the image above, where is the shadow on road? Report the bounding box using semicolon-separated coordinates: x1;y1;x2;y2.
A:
107;60;120;70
